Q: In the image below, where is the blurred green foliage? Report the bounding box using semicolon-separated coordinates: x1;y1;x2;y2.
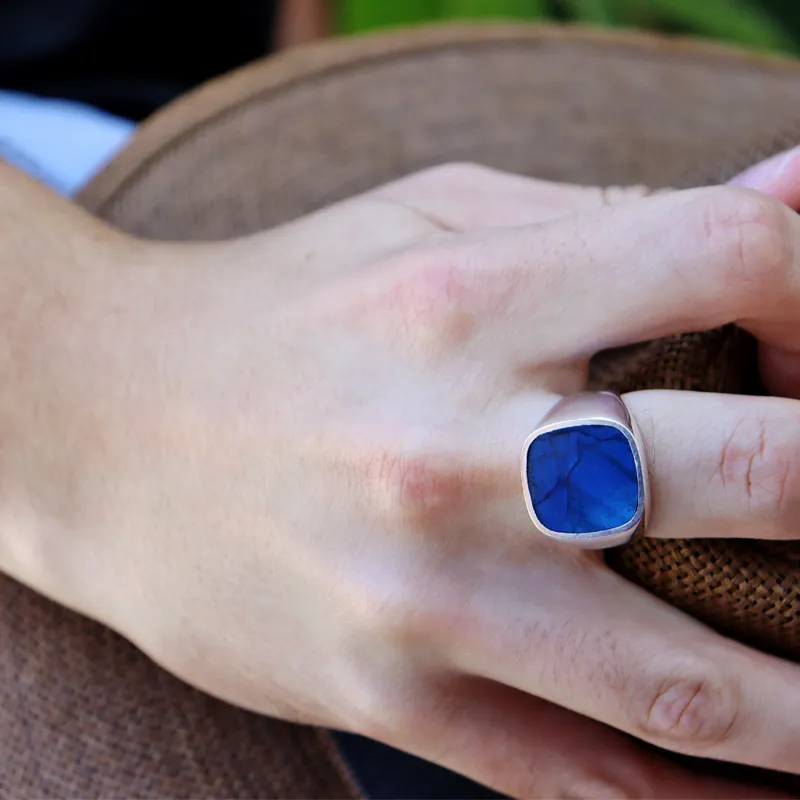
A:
336;0;800;55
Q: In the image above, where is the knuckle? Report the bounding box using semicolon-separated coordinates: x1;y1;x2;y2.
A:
341;671;416;739
714;413;798;519
414;161;496;187
338;556;428;643
633;660;741;749
695;187;791;298
348;678;456;753
385;247;477;353
367;447;465;529
598;184;654;205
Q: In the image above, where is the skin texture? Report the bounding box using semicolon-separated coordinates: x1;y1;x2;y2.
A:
3;155;800;798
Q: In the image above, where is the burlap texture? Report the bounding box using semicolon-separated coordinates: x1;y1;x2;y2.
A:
3;23;800;798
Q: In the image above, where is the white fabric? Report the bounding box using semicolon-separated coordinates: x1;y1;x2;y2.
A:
0;89;135;195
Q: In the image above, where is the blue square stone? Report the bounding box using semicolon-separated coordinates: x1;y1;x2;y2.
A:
526;424;639;534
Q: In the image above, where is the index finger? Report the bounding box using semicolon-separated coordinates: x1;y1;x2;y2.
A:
449;184;800;363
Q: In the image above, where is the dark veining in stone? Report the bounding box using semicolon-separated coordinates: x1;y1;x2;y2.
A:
527;424;638;534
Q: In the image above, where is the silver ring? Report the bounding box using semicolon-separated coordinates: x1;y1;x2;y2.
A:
521;391;650;549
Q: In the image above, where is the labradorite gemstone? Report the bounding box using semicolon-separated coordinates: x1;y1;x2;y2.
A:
526;424;638;534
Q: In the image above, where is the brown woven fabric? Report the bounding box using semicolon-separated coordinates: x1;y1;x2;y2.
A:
0;570;358;797
4;23;800;797
594;331;800;660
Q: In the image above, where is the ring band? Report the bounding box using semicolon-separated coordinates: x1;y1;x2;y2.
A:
521;391;649;549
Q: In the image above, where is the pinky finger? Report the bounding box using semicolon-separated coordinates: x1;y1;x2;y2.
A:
372;679;789;800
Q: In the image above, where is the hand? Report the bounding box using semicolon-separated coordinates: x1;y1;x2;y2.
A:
4;156;800;799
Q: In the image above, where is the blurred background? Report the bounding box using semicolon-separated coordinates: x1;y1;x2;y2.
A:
7;0;800;194
290;0;800;55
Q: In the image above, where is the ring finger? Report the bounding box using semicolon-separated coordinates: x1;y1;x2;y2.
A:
457;390;800;542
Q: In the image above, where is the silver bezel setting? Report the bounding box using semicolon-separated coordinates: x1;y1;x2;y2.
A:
521;392;649;549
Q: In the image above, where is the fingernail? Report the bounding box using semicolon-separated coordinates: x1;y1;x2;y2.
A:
728;144;800;189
